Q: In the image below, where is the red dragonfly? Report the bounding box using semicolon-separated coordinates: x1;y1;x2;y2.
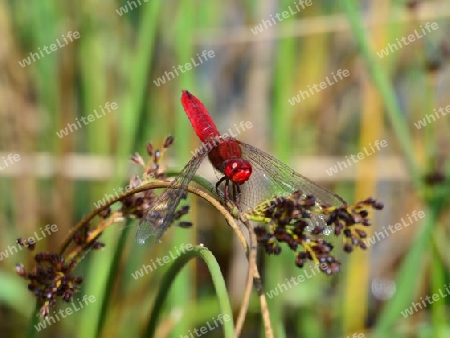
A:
136;90;346;244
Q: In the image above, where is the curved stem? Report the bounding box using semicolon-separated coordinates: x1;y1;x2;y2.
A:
143;245;235;338
234;214;274;338
59;181;248;256
248;224;273;338
95;221;132;338
234;253;254;338
57;179;257;336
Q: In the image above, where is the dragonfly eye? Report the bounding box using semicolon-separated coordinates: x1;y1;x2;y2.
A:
224;159;252;184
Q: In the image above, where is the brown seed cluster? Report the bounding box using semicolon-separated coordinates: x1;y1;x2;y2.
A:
122;136;184;222
121;137;191;229
251;192;383;275
120;179;158;219
17;136;191;318
72;222;105;250
424;171;446;185
16;253;84;317
17;238;36;251
133;135;174;178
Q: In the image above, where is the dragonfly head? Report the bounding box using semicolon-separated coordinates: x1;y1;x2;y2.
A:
224;159;252;185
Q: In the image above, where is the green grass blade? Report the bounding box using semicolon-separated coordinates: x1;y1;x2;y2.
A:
340;0;422;190
143;245;234;338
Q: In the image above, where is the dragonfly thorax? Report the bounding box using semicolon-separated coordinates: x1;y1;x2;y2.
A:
224;159;252;184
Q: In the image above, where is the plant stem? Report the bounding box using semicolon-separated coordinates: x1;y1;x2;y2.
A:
143;246;235;338
59;182;247;256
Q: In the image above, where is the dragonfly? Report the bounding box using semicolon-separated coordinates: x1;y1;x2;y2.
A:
136;90;346;244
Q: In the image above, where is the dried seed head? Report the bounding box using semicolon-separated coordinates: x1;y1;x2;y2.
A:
17;238;36;251
146;142;154;156
131;153;145;166
40;303;50;317
177;222;193;228
164;136;174;148
406;0;420;10
16;264;27;277
251;192;383;275
98;207;111;219
17;251;86;317
355;229;367;239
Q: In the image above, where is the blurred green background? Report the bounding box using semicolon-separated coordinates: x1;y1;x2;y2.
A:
1;0;450;337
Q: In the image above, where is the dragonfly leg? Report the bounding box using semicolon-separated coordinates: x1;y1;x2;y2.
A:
216;177;242;210
234;183;242;208
230;183;236;201
236;184;241;204
223;179;230;202
216;176;226;200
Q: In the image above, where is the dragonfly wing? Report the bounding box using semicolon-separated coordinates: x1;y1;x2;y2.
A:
136;149;210;244
238;142;346;213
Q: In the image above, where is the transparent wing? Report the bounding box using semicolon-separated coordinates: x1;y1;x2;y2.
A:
238;141;346;230
136;149;210;244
